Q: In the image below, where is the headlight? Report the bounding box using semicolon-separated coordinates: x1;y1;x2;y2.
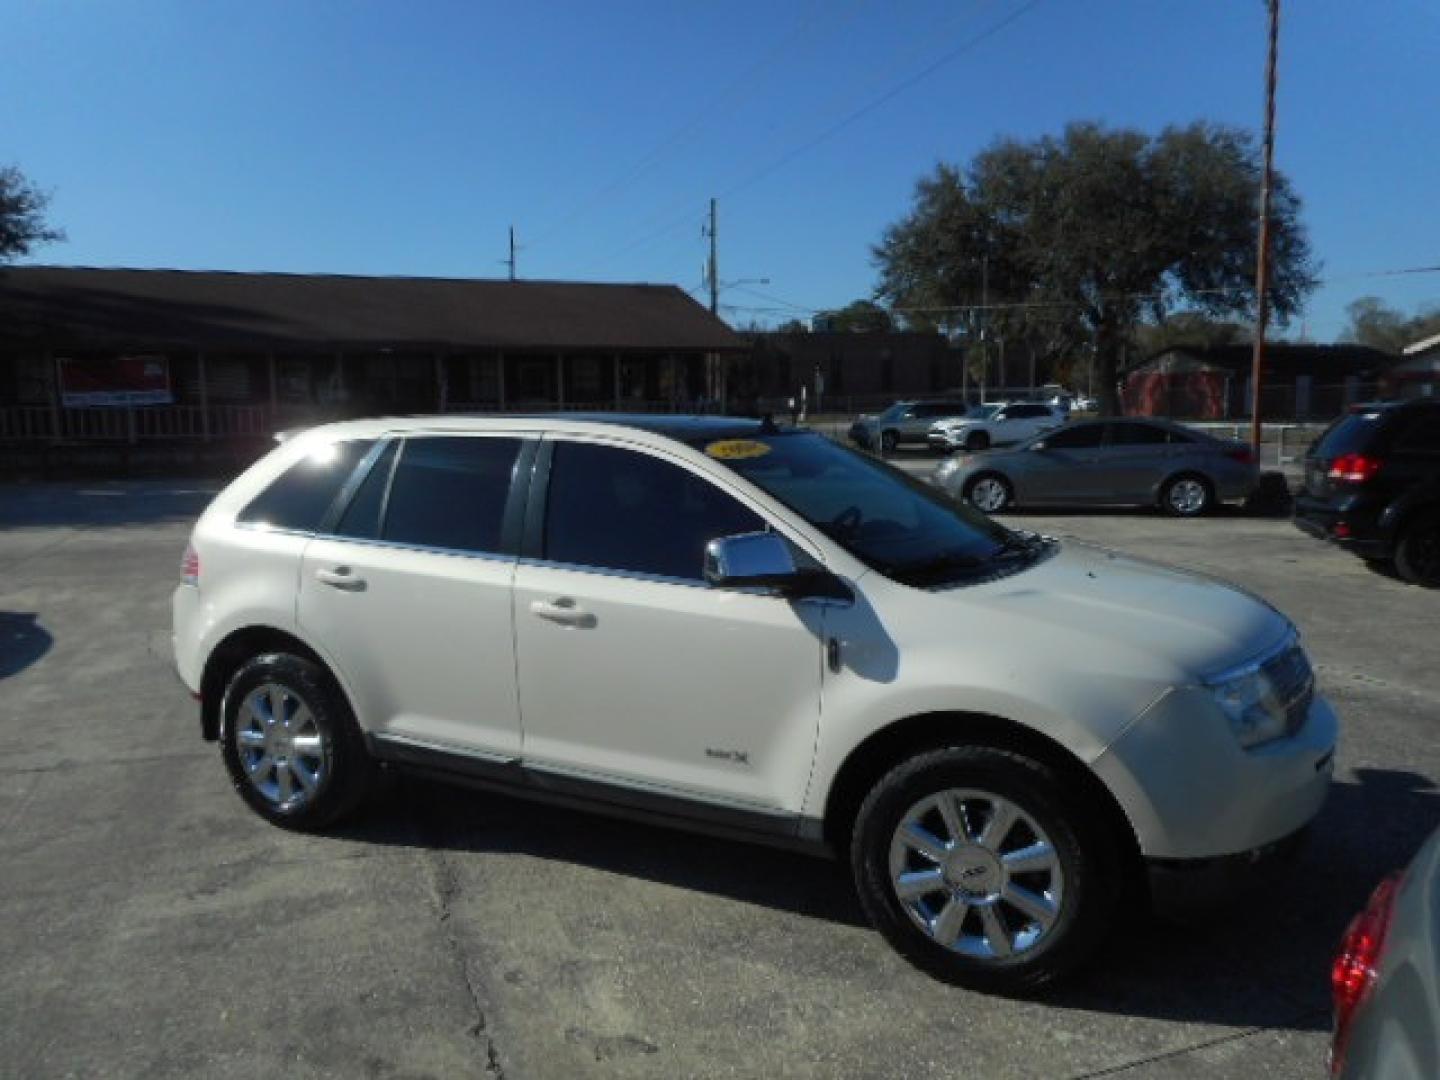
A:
1206;640;1313;750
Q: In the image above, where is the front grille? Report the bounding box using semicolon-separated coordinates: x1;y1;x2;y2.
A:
1263;644;1314;737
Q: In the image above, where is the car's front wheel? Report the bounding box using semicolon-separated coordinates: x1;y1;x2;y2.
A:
1395;510;1440;587
220;653;374;830
850;746;1117;994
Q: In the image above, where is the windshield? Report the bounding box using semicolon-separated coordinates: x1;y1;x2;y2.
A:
696;432;1036;587
878;403;911;421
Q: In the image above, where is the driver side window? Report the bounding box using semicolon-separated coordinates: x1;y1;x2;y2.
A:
543;442;766;582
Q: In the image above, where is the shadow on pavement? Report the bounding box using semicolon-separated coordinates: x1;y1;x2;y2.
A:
332;766;1438;1033
0;483;217;529
0;612;53;679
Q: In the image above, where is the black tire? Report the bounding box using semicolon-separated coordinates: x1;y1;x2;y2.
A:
850;746;1119;995
964;430;991;453
1395;510;1440;587
964;473;1013;513
220;653;374;830
1159;473;1213;517
880;430;899;454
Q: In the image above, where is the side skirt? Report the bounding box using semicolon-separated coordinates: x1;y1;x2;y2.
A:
367;733;833;858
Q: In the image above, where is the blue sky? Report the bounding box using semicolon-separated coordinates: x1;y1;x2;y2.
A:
4;0;1437;340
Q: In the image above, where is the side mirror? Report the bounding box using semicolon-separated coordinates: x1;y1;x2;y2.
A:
1030;440;1047;451
704;532;850;600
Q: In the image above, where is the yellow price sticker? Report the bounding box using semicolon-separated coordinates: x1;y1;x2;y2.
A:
704;439;772;461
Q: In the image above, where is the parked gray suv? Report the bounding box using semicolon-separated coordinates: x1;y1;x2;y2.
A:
849;400;972;453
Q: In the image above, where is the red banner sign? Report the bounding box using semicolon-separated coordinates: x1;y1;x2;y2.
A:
57;355;173;407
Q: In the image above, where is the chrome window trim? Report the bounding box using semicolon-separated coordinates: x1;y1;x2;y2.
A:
310;532;518;566
232;522;318;540
517;556;714;591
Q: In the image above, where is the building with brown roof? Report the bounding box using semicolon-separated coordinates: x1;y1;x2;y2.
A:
0;267;743;445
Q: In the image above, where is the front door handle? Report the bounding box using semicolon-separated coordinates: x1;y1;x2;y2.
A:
530;597;596;628
315;567;366;591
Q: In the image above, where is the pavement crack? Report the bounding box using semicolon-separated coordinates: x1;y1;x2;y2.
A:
1064;1008;1328;1078
413;808;506;1078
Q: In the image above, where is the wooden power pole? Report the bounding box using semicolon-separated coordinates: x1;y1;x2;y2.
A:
1250;0;1280;455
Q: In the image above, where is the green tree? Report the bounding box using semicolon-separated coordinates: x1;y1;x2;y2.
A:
0;165;64;262
873;122;1317;414
814;299;894;333
1133;311;1250;357
1341;296;1440;353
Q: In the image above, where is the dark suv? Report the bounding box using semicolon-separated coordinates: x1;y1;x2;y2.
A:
1293;400;1440;585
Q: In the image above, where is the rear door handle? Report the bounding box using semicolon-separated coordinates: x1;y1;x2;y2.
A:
315;567;366;591
530;597;596;628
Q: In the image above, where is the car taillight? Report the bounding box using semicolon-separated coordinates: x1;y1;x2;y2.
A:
1330;871;1403;1076
180;543;200;587
1226;446;1256;465
1327;454;1382;483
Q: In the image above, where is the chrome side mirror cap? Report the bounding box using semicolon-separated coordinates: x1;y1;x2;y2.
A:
704;532;850;600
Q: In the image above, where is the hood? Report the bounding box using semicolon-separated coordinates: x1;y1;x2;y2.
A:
950;541;1289;683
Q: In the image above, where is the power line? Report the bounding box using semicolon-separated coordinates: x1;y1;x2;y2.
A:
574;0;1007;275
720;0;1046;202
525;0;864;251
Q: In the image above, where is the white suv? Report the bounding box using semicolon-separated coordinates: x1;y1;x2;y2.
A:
927;402;1065;453
174;415;1338;993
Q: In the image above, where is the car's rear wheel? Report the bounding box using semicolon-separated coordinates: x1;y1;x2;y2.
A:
1395;510;1440;587
1160;474;1212;517
966;474;1013;513
220;653;373;830
880;430;899;454
850;746;1117;994
964;430;991;452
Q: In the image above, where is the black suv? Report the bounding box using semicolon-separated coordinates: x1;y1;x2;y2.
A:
1293;400;1440;585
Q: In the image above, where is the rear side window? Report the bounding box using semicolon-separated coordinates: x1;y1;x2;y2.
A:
1043;425;1104;450
544;442;764;581
1108;422;1170;446
238;439;376;532
334;440;398;539
382;436;521;554
1313;412;1387;459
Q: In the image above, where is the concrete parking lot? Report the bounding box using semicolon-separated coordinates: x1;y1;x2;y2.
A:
2;478;1437;1079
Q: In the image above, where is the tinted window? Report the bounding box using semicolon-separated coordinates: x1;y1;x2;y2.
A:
1392;410;1440;453
1010;404;1045;419
238;439;376;532
1108;422;1170;446
1313;411;1388;459
382;436;521;554
702;432;1020;588
334;440;398;539
1042;425;1105;450
545;442;764;580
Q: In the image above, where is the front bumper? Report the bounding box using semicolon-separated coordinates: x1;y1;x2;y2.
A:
1092;687;1338;863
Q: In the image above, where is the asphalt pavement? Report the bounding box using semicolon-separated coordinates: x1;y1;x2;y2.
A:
2;478;1437;1079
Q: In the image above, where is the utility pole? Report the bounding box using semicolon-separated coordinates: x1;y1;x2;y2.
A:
706;198;719;315
506;226;518;281
1250;0;1280;456
979;254;990;404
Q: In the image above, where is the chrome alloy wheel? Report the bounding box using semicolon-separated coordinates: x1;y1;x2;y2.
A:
970;477;1009;512
1167;478;1208;515
888;789;1064;960
234;683;328;811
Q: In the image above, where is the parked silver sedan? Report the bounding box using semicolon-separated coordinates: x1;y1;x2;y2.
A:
931;418;1259;516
